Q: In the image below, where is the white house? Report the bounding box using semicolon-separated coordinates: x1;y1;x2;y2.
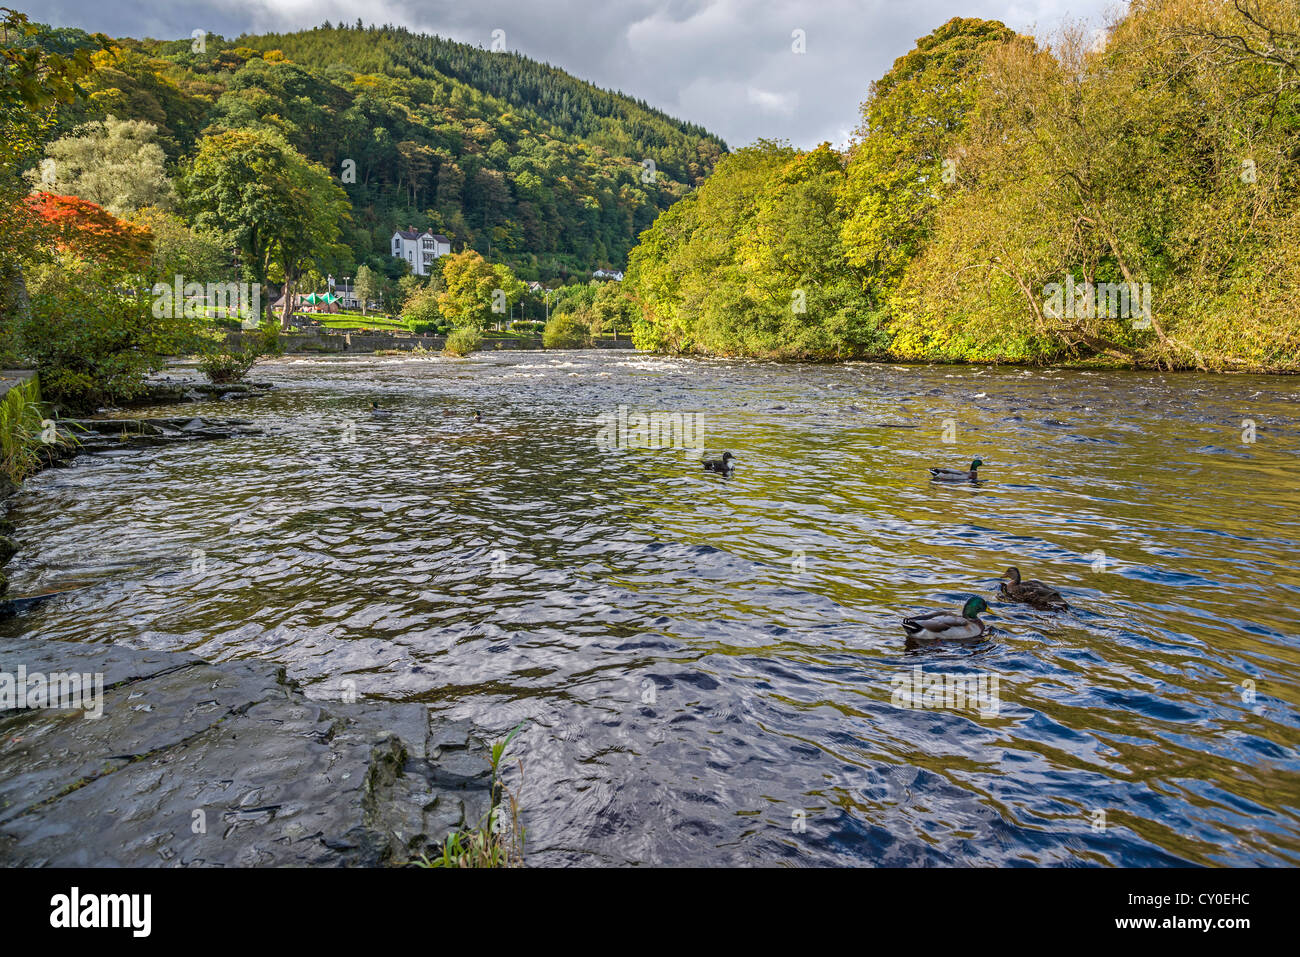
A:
391;228;452;276
593;269;624;281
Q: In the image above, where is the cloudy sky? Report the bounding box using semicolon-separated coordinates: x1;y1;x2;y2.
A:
28;0;1121;148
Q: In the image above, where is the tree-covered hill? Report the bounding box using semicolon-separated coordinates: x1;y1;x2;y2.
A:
47;20;727;281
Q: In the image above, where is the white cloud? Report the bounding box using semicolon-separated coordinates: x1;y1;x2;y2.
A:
33;0;1122;148
747;87;796;115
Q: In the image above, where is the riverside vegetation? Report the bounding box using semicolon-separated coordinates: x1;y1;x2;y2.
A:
624;1;1300;372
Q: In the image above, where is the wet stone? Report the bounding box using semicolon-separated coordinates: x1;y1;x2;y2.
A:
0;636;492;867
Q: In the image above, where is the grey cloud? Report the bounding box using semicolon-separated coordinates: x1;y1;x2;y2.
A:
28;0;1116;148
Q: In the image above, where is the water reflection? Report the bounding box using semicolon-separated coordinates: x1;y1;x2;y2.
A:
4;351;1299;865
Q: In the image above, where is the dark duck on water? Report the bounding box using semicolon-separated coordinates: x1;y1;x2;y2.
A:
998;567;1069;611
930;458;983;482
703;451;736;474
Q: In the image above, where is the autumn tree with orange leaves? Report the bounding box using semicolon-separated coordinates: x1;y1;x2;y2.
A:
24;191;152;270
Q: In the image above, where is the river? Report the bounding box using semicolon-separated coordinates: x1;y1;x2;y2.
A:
4;350;1299;866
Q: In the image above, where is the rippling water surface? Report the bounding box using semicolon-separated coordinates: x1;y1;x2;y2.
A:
5;351;1300;866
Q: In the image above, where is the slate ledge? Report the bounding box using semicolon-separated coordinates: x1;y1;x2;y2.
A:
0;635;491;867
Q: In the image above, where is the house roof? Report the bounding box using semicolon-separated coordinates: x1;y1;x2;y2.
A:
394;229;452;244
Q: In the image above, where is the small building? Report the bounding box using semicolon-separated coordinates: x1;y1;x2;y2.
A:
593;269;624;281
391;228;452;276
332;281;379;313
271;292;341;315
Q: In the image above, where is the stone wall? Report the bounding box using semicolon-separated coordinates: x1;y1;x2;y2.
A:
226;331;636;354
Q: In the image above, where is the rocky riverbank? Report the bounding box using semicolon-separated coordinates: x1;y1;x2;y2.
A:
0;375;498;866
0;635;492;866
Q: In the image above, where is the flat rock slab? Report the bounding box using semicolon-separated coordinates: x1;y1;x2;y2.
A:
0;637;490;866
129;381;276;406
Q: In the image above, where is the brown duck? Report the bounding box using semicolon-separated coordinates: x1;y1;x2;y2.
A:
998;567;1068;611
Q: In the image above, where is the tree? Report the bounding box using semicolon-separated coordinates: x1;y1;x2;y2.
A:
25;115;176;215
436;249;524;329
401;284;441;331
132;207;232;285
625;141;883;359
839;18;1017;299
24;191;153;273
18;253;194;411
353;263;377;315
181;128;351;327
589;280;638;338
1;8;103;349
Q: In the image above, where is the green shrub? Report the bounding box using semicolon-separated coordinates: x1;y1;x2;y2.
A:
444;326;482;357
543;313;592;348
198;351;257;384
402;285;441;327
19;257;195;412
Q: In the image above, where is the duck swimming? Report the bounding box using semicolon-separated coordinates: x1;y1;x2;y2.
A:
902;596;990;643
998;567;1068;611
370;402;392;418
703;451;736;474
930;458;983;482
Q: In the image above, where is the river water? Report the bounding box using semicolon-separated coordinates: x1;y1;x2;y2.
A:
5;350;1299;866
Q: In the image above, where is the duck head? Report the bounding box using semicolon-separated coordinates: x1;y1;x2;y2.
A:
970;458;984;472
1000;567;1021;585
722;452;735;464
962;596;990;618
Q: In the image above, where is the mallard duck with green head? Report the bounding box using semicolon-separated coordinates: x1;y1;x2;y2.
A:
998;567;1068;611
902;596;991;643
930;458;983;482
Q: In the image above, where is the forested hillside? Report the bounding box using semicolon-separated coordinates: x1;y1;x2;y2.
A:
626;1;1300;371
46;20;726;280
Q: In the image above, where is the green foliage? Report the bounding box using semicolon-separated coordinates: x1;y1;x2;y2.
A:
401;283;441;328
629;6;1300;371
542;312;592;348
437;250;525;329
18;255;195;411
839;18;1015;296
55;22;725;278
1;8;105;358
352;263;378;315
25;114;176;215
197;350;256;384
198;317;279;383
626;141;886;359
0;377;76;484
133;206;232;285
181;127;350;326
443;325;481;356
